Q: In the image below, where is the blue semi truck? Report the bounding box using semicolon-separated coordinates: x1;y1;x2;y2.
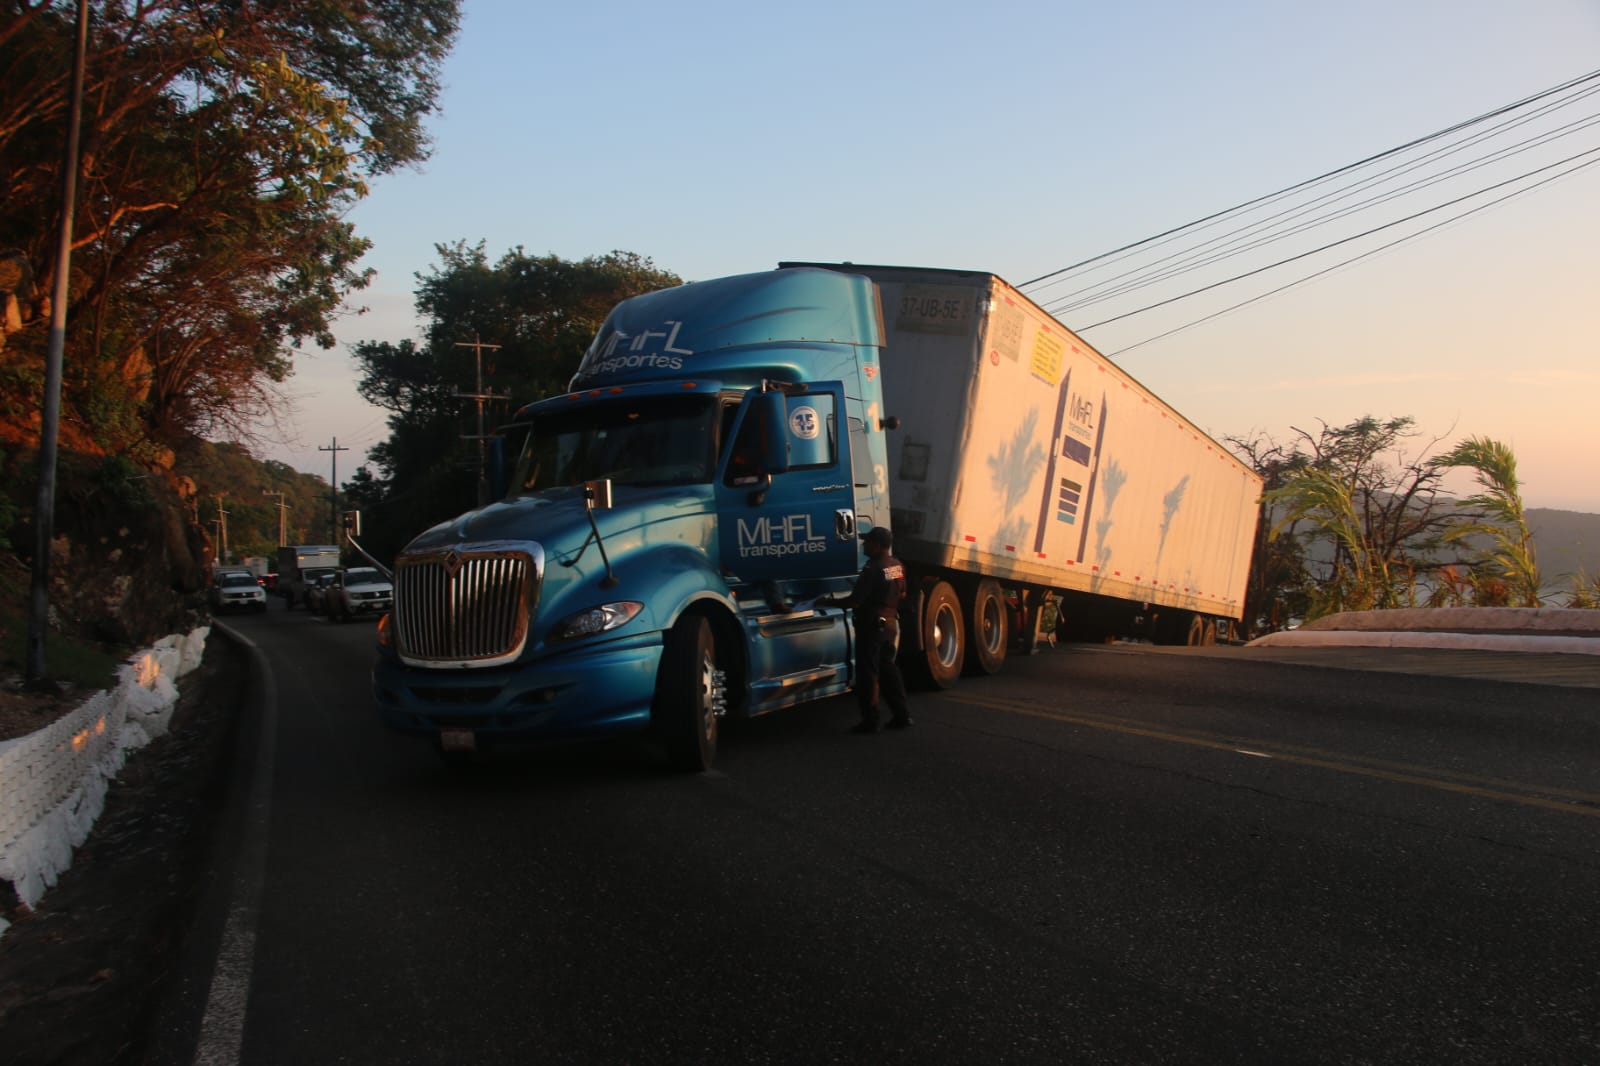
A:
372;264;1261;770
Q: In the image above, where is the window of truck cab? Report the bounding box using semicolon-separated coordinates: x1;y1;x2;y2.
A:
510;394;719;494
722;392;837;486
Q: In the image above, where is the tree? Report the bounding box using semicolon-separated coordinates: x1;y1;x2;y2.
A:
1432;436;1541;606
1253;417;1461;619
0;0;461;457
346;246;682;559
1225;432;1313;635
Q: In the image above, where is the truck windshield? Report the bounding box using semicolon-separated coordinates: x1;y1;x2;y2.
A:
508;394;719;496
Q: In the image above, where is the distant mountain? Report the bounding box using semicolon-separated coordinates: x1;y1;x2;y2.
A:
1528;508;1600;588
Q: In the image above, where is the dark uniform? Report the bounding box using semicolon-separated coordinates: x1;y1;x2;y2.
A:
824;526;912;732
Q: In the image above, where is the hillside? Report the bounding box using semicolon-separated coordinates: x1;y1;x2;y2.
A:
176;440;337;564
1528;508;1600;586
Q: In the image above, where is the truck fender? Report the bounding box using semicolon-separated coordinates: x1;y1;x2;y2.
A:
637;548;747;714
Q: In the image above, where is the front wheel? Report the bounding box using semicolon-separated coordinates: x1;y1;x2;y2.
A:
655;615;722;772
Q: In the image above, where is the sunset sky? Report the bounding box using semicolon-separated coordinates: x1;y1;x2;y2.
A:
270;0;1600;513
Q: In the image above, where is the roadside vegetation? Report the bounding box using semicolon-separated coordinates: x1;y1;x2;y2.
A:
1229;416;1596;634
0;1;462;686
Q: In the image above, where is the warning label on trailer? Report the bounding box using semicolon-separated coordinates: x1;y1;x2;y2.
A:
1030;328;1064;386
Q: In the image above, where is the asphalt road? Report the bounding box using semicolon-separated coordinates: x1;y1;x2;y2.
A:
158;605;1600;1065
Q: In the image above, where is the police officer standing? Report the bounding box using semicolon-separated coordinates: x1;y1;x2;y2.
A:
817;525;912;734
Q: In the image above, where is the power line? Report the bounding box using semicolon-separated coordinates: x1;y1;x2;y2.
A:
1080;143;1600;332
1018;66;1600;292
1099;151;1600;357
1042;93;1600;318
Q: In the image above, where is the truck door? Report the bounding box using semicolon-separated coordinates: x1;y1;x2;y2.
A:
717;384;860;585
715;385;858;710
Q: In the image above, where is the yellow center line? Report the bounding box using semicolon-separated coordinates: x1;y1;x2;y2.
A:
945;692;1600;819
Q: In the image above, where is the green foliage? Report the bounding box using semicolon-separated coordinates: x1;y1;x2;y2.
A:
0;601;123;691
1226;433;1312;635
1265;466;1393;614
1243;416;1465;622
1565;570;1600;609
91;455;157;515
0;0;461;454
347;247;681;553
1240;419;1554;621
1431;436;1541;607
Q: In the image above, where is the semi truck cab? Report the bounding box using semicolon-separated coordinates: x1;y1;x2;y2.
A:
373;268;891;769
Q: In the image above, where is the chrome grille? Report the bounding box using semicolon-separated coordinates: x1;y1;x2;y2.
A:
394;547;537;665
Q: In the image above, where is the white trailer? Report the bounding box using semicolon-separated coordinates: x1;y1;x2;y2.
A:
792;264;1263;685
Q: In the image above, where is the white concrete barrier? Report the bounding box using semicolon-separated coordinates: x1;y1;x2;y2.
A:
0;627;209;936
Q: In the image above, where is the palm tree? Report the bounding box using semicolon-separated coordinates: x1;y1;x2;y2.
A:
1432;437;1541;607
1264;467;1392;615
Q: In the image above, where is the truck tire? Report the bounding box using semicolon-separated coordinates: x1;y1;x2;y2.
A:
913;580;964;689
964;579;1007;676
655;614;720;772
1185;615;1207;646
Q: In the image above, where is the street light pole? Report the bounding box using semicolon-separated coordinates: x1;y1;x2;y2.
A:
27;0;90;683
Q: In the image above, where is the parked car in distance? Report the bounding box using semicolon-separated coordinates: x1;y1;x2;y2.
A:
324;566;394;622
211;569;268;613
303;571;340;615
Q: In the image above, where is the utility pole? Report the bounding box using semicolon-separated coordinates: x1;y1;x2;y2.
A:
263;489;289;546
26;0;89;683
455;336;508;508
319;438;348;543
214;495;230;564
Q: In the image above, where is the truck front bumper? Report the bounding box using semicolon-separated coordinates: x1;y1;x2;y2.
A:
372;636;664;747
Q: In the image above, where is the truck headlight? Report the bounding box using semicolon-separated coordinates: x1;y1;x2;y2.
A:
552;601;643;641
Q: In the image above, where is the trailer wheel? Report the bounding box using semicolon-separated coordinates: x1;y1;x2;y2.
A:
964;579;1008;675
655;614;721;772
913;581;965;689
1185;615;1207;646
1202;619;1218;646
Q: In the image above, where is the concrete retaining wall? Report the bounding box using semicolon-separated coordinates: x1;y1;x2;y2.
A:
0;628;208;935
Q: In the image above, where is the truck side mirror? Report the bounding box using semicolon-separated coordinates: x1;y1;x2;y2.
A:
751;390;790;474
584;479;614;510
342;510;361;535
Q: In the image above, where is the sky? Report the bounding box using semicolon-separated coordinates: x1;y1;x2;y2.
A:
264;0;1600;513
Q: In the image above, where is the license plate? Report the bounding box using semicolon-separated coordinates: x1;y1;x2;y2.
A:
440;728;476;752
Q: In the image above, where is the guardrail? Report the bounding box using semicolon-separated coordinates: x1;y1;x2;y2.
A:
0;627;208;936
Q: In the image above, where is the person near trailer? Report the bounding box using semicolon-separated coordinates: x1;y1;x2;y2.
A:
817;525;913;734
